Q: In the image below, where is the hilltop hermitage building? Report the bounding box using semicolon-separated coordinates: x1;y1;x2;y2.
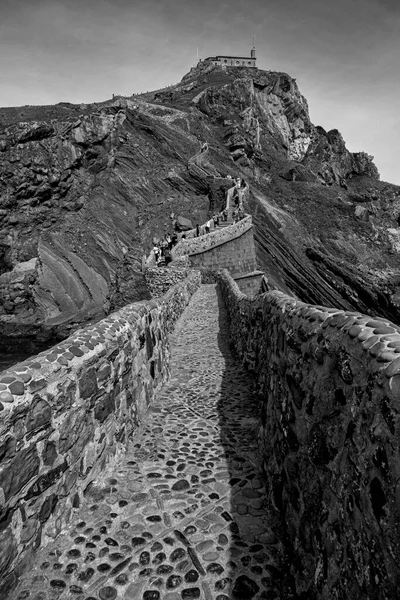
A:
201;46;256;68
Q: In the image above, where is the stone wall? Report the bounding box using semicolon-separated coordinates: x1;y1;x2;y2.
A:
187;225;257;278
172;215;253;259
204;57;257;68
219;269;400;599
144;261;190;297
0;270;201;596
234;270;265;297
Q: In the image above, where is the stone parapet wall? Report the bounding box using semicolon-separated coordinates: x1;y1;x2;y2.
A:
173;215;253;258
234;270;265;297
188;226;257;278
145;263;217;298
218;269;400;599
144;262;190;297
0;270;201;596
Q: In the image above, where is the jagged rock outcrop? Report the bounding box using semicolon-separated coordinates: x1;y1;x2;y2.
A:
0;105;210;355
304;126;379;186
192;69;379;185
0;110;147;350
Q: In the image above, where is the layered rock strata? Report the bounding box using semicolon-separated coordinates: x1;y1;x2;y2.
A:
2;61;400;359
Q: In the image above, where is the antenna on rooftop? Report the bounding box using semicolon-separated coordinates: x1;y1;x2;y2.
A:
251;36;256;59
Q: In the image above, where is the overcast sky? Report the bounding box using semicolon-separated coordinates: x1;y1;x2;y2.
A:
1;0;399;184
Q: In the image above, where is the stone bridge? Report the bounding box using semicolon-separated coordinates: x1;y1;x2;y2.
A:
1;214;400;600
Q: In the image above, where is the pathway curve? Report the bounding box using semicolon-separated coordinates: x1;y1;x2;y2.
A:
10;285;291;600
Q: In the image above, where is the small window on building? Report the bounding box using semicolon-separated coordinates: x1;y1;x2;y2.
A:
224;59;227;63
248;61;251;65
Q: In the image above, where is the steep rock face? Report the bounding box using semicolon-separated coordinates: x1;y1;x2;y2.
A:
158;64;400;321
0;111;139;348
196;72;313;163
0;104;211;351
1;62;400;358
193;68;379;186
304;126;379;185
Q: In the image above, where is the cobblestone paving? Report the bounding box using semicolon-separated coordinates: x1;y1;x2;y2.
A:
10;285;290;600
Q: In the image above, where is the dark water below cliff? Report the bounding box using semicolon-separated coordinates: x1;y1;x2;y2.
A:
0;351;36;374
0;339;60;374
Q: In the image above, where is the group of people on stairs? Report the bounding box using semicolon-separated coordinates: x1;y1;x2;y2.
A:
153;232;178;267
151;144;249;268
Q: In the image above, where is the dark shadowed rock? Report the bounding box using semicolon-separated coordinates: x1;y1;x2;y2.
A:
232;575;260;599
175;215;193;231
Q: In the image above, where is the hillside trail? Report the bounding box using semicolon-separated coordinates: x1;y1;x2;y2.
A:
10;284;293;600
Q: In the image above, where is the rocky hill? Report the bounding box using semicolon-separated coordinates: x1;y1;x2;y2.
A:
1;61;400;360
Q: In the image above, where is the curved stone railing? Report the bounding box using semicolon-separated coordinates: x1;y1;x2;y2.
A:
187;144;234;182
0;270;201;596
144;167;251;271
218;269;400;599
225;181;249;212
173;215;253;258
144;211;251;269
187;145;212;179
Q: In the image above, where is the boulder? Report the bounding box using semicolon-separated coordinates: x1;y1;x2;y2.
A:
175;216;193;231
354;205;369;221
280;165;316;182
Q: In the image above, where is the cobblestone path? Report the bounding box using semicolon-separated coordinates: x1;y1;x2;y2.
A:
10;285;290;600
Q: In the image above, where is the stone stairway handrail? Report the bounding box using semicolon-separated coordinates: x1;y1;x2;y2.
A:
188;145;214;179
172;215;253;258
170;213;251;258
144;165;250;269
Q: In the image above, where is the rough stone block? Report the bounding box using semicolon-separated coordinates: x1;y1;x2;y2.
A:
25;396;52;433
0;526;17;578
28;378;47;393
94;393;115;423
20;517;37;543
0;435;17;462
26;460;67;499
42;440;57;466
38;493;58;523
59;408;86;453
0;444;40;501
78;367;98;400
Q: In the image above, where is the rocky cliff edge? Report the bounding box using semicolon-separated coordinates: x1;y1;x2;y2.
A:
1;63;400;356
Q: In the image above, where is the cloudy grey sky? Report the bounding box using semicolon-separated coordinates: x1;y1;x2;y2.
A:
1;0;399;183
